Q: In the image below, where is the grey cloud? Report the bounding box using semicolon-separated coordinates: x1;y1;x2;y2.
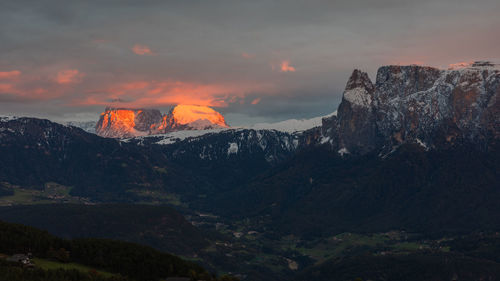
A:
0;0;499;124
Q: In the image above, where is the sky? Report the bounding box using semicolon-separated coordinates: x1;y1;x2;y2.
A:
0;0;499;125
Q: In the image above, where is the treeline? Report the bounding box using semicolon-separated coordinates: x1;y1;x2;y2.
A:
0;220;238;281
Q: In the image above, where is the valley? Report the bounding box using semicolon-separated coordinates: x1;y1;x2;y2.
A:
0;62;499;280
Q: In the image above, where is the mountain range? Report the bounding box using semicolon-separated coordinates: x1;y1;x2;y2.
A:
0;61;499;280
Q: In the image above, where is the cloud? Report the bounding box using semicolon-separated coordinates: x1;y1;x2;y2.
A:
251;97;261;105
1;0;499;124
241;52;255;59
0;83;14;92
0;70;21;80
132;44;154;55
74;80;275;109
280;61;296;72
56;69;84;84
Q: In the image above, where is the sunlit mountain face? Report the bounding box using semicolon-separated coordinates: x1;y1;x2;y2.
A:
95;104;229;138
169;104;228;128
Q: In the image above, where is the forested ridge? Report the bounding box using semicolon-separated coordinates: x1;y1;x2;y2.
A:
0;220;238;281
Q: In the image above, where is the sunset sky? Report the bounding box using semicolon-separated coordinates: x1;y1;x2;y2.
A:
1;0;499;125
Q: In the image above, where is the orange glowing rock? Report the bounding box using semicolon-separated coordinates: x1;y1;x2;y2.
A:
170;104;228;127
96;108;162;138
96;105;228;138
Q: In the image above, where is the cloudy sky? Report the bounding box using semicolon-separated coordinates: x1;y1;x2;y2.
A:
1;0;499;125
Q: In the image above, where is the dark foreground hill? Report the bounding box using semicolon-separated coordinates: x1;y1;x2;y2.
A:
0;204;209;256
0;220;237;281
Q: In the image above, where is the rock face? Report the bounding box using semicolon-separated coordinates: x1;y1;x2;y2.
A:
155;104;228;133
96;108;163;138
95;105;229;138
336;69;380;154
316;61;500;154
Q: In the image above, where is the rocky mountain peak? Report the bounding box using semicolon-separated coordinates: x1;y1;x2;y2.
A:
316;62;500;155
341;69;375;109
334;70;380;154
346;69;375;92
95;105;229;138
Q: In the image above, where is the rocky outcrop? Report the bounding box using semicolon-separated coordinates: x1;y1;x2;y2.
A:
96;108;163;138
336;69;380;154
317;61;500;155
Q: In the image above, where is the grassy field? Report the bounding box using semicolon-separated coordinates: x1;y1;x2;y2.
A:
129;189;187;207
0;188;53;206
33;258;116;278
0;182;88;206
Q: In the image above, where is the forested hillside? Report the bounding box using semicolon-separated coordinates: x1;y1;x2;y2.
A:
0;220;238;281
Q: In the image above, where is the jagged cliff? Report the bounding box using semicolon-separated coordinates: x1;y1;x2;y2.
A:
315;61;500;155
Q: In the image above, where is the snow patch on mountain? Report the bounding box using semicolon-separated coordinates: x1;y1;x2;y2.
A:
338;147;350;156
344;87;372;107
152;129;231;145
0;116;19;122
64;121;97;133
250;112;336;133
227;142;239;155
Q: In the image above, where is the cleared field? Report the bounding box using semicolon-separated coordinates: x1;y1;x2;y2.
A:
33;258;116;278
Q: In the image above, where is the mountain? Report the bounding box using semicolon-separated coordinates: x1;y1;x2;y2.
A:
312;61;500;155
1;61;500;281
203;61;500;236
95;105;228;138
0;116;209;201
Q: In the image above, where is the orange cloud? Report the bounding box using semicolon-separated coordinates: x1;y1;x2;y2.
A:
0;70;21;80
0;83;14;92
132;44;153;55
251;97;261;105
241;52;255;59
0;81;51;101
280;60;296;72
75;80;275;108
56;69;84;84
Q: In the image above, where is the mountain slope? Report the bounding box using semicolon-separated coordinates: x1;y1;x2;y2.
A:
0;117;208;201
209;143;500;237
